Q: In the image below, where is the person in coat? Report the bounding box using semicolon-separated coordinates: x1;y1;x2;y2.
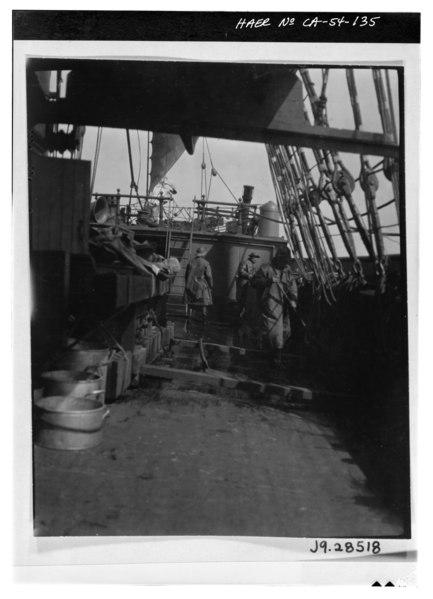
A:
184;247;213;332
236;252;260;319
251;246;298;364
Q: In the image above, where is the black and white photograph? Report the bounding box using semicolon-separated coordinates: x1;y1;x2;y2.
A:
12;9;421;587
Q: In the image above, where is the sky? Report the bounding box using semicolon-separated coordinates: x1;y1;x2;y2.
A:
81;125;275;207
80;66;400;258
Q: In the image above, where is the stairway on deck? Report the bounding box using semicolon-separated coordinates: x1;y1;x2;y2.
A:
166;235;190;317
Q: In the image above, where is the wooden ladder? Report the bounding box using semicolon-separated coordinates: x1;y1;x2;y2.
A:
166;210;195;317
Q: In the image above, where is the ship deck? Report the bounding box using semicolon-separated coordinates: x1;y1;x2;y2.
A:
33;379;403;538
33;320;407;538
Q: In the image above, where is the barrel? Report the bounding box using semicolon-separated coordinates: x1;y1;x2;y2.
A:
34;396;110;450
258;201;280;238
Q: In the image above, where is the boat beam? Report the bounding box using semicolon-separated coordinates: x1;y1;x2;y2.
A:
27;58;400;159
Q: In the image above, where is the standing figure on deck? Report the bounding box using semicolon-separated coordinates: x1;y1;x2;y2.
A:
197;194;207;221
236;252;260;319
184;247;213;333
251;246;298;365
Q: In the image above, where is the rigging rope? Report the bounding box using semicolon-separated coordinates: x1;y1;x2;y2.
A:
204;138;219;202
301;70;366;285
90;127;103;196
200;137;207;202
125;129;143;210
286;145;333;294
332;158;377;262
266;145;309;278
272;143;332;299
373;68;400;221
268;68;397;296
323;177;365;283
297;146;343;291
324;197;396;226
136;130;142;188
204;138;240;203
347;68;387;289
360;159;387;286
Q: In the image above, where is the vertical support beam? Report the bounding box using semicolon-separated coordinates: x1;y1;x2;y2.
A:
31;250;70;372
146;131;151;197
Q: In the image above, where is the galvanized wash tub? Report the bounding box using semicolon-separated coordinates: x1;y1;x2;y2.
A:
54;342;110;393
34;396;110;450
56;346;110;371
40;370;104;402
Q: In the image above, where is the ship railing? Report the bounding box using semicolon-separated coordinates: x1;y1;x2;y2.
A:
192;199;259;235
91;193;260;235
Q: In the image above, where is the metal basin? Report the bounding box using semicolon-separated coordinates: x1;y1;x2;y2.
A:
40;370;103;400
34;396;110;450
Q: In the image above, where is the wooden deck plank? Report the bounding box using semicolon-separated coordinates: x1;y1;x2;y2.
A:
140;364;314;400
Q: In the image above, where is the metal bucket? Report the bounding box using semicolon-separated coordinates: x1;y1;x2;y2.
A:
34;396;110;450
55;344;110;392
41;370;104;401
57;347;109;370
